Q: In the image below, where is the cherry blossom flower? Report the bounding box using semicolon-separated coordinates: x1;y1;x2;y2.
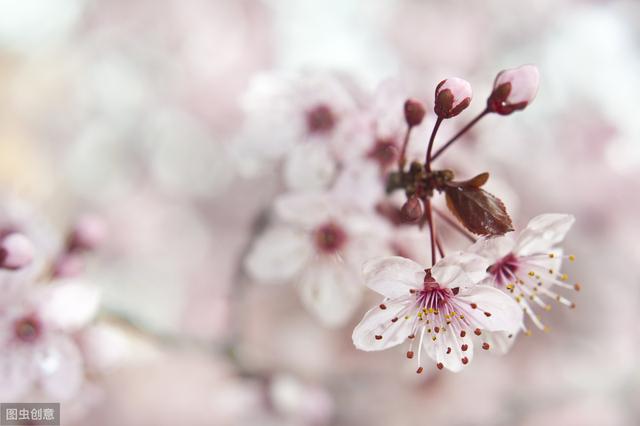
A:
352;253;522;372
245;192;391;327
487;64;540;115
470;214;578;337
0;280;100;401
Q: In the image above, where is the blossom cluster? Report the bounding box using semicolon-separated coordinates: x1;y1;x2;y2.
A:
0;199;109;402
240;65;580;374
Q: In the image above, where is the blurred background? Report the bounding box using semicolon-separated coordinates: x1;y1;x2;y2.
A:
1;0;639;425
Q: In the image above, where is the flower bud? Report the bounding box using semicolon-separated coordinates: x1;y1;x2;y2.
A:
69;214;107;252
434;78;472;118
403;98;426;127
0;232;34;270
401;196;424;222
487;65;539;115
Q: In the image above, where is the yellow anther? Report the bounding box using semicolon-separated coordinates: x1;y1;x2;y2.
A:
544;305;552;311
569;255;576;262
561;274;568;281
528;271;535;277
548;253;555;258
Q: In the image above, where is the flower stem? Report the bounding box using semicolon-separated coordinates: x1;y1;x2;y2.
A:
425;199;437;265
431;109;489;161
398;125;413;173
433;206;476;243
425;117;443;172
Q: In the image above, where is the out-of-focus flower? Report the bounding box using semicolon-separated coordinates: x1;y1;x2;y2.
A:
0;197;62;292
352;253;522;372
232;71;363;178
470;214;578;337
0;280;100;401
245;192;391;327
434;78;472;119
487;65;540;115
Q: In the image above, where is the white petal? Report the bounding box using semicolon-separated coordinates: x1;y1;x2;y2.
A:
245;226;312;284
362;256;423;299
352;300;413;351
467;235;515;263
516;214;575;255
274;192;332;228
431;251;491;291
284;144;337;191
455;286;523;333
423;326;474;372
478;330;519;355
297;260;362;327
40;280;101;332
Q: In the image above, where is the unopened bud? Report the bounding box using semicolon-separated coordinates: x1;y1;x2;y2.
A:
434;78;472;118
69;214;107;252
404;98;426;127
0;232;34;270
401;196;424;222
487;65;539;115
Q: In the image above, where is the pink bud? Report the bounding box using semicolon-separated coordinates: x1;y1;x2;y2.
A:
401;196;423;223
434;78;472;118
487;65;539;115
69;214;107;252
0;232;35;270
404;98;426;127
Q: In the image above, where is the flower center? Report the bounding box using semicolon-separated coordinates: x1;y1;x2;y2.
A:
367;138;398;169
416;270;454;309
314;222;347;254
306;104;336;134
14;315;42;343
487;252;519;285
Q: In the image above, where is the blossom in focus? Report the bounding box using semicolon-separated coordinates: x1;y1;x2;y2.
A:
0;280;100;401
434;77;472;118
487;64;540;115
352;253;522;372
470;214;577;337
245;192;391;327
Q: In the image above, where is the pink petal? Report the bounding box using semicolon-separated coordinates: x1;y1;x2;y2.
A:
495;64;540;105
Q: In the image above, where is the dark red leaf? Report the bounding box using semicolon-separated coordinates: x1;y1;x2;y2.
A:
444;183;513;236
